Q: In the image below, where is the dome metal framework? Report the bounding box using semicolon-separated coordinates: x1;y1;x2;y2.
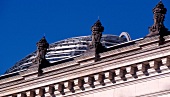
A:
5;33;131;74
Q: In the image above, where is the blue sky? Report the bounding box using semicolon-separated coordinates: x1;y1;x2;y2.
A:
0;0;170;75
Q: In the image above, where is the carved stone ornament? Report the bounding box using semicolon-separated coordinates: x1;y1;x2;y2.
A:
32;36;49;71
36;37;49;61
146;1;169;37
89;19;105;61
91;20;104;47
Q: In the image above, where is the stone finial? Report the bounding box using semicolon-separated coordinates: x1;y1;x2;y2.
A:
31;36;49;74
153;1;166;26
91;19;104;47
36;36;49;61
146;1;169;37
90;19;105;61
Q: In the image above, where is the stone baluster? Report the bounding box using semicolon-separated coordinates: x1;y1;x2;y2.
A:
151;59;162;73
87;75;95;88
130;65;138;78
98;72;105;86
58;82;65;95
108;70;116;83
68;80;75;93
119;67;127;81
141;62;150;76
78;77;85;90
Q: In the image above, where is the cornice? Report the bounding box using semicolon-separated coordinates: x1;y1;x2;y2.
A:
1;57;170;96
1;48;170;96
0;36;169;86
1;35;170;96
43;61;79;73
136;36;160;46
0;75;23;85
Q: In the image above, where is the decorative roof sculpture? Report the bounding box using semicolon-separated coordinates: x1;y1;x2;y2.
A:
36;36;49;63
147;1;169;38
91;20;104;47
89;20;105;61
31;36;49;74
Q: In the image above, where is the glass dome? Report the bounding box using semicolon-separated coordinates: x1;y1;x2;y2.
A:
5;33;131;74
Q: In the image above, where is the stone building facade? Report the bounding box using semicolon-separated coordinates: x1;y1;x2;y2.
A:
0;1;170;97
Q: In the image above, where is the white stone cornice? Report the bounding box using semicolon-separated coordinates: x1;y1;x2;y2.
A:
100;44;140;58
42;61;79;73
0;56;169;95
0;45;168;91
136;35;159;46
1;58;170;96
2;36;170;96
1;44;169;93
0;75;23;85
